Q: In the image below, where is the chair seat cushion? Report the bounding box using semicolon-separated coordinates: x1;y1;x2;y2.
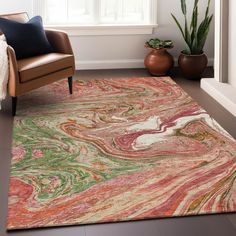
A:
18;53;74;83
0;16;53;60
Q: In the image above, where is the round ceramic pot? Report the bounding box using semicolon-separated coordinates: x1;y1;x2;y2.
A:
178;52;208;80
144;48;174;76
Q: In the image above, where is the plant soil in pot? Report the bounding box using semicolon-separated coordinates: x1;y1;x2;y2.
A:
144;38;174;76
178;52;208;79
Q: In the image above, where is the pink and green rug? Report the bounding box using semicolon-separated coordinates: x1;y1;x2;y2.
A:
8;77;236;230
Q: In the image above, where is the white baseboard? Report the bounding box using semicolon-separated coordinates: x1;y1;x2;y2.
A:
201;78;236;117
76;58;214;70
208;58;214;67
76;59;145;70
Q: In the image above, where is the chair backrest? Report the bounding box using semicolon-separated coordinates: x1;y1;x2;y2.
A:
0;12;29;34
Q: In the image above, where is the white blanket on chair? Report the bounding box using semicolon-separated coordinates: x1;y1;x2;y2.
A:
0;34;9;110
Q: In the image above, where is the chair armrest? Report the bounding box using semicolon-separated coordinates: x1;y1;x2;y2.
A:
45;29;74;55
7;46;20;97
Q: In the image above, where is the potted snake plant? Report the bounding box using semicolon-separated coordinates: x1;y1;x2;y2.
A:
144;38;174;76
171;0;213;79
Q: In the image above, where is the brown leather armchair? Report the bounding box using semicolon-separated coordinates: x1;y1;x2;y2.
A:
0;12;75;116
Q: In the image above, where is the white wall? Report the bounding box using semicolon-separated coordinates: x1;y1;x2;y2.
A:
0;0;214;70
228;0;236;88
201;0;236;118
0;0;32;16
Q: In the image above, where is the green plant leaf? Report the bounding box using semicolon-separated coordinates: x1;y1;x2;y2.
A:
197;15;210;42
171;13;185;39
171;13;191;54
191;38;198;54
191;4;198;29
181;0;187;15
145;38;173;49
183;45;192;55
190;4;198;49
197;14;213;53
205;0;211;18
171;0;213;55
185;18;191;45
191;0;198;30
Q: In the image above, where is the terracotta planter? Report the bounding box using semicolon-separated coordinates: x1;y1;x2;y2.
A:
178;52;208;79
144;48;174;76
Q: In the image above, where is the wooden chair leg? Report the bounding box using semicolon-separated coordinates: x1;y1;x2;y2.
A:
68;77;73;95
12;97;17;116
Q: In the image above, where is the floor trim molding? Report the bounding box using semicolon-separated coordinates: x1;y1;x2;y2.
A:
76;58;214;70
76;59;145;70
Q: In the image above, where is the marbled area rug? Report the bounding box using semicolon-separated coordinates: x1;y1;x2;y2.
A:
8;77;236;230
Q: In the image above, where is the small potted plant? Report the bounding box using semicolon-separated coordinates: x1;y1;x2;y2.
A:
144;38;174;76
171;0;213;79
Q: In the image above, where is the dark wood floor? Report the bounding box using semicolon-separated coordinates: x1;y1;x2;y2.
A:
0;68;235;236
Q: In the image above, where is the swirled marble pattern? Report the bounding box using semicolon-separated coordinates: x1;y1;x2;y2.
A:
8;77;236;230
